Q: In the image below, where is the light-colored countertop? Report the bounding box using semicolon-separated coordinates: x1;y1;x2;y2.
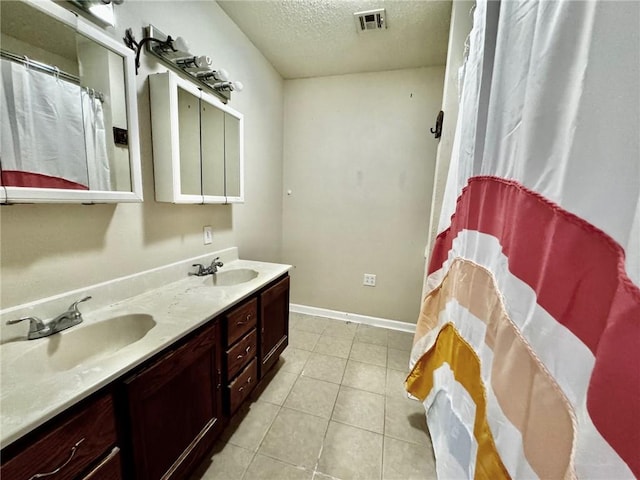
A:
0;258;291;447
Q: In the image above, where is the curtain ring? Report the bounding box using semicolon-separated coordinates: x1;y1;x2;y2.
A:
53;66;60;82
23;55;31;69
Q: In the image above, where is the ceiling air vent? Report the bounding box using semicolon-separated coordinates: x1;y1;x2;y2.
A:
354;9;387;33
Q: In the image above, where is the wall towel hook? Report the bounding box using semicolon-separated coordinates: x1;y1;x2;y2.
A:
431;110;444;139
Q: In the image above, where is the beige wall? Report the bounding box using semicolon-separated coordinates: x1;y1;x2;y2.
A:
0;1;284;308
425;1;474;266
282;67;445;324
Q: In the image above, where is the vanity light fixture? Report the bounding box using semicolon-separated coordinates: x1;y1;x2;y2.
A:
123;28;189;74
123;25;241;103
196;69;229;82
175;55;212;72
212;81;244;92
69;0;122;26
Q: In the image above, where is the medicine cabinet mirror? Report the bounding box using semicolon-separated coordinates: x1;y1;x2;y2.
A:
0;0;142;204
150;71;244;204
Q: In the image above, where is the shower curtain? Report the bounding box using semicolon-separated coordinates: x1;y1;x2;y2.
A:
406;1;639;479
0;58;110;190
82;88;111;191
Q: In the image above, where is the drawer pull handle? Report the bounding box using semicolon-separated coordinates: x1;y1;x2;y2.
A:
238;376;253;393
29;438;85;479
235;346;251;360
235;314;252;327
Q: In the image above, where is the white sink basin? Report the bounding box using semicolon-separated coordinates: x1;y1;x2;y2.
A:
2;314;156;375
204;268;259;287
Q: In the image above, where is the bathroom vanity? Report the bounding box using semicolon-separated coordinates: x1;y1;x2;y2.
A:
0;255;290;480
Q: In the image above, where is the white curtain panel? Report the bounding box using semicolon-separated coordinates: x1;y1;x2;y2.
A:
82;89;111;191
0;59;90;188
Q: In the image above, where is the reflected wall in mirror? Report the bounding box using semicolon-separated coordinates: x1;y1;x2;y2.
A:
0;0;141;203
178;87;201;196
201;100;225;198
224;113;241;198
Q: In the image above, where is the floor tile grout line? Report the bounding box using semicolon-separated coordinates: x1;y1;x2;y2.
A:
311;366;343;480
382;394;388;480
199;313;425;479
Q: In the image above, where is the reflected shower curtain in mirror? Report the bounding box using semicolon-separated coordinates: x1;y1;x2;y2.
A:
0;58;109;190
82;89;111;191
406;1;639;479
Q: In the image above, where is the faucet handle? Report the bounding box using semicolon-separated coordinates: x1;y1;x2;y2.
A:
7;316;43;326
6;316;46;334
68;296;92;316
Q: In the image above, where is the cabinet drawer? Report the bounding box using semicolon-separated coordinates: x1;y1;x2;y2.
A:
1;393;117;480
226;298;257;345
227;328;257;378
228;358;258;414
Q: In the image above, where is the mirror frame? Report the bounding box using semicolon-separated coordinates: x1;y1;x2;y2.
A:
1;0;142;204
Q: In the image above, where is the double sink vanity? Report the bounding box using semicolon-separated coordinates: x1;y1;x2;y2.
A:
0;251;291;479
1;0;283;477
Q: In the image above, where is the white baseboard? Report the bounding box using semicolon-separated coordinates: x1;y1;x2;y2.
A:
290;304;416;333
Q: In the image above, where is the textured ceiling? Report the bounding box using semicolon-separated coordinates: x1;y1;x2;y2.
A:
217;0;452;79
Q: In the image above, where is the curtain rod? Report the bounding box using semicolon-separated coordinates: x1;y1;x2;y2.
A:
0;49;104;102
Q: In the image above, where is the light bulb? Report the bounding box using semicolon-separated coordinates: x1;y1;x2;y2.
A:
197;68;229;82
217;68;229;81
171;36;189;53
176;55;211;69
212;80;244;92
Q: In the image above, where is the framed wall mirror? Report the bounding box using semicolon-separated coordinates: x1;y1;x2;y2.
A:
0;0;142;204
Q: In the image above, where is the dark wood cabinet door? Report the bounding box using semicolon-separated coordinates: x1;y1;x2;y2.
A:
124;322;224;480
0;393;117;480
259;275;290;378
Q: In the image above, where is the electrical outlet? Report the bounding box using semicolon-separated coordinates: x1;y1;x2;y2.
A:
363;273;376;287
203;226;213;245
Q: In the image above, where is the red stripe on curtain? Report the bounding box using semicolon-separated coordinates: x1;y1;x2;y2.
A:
429;175;640;476
1;171;89;190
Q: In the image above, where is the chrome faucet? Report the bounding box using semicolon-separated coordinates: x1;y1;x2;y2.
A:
6;296;92;340
209;257;224;274
191;263;208;276
191;257;224;276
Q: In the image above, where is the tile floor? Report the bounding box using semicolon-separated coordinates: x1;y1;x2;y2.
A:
191;312;437;480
